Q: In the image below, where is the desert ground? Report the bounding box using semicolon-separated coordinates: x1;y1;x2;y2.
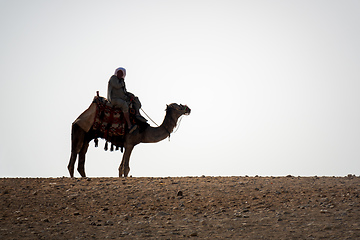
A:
1;176;359;239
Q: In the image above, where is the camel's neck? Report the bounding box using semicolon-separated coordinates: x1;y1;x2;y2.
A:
142;109;180;143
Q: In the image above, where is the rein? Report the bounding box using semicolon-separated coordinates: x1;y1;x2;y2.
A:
140;108;159;127
173;115;184;134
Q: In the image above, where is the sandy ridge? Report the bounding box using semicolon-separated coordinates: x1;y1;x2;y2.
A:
1;176;360;239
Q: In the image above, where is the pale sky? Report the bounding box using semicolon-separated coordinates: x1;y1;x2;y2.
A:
1;0;359;177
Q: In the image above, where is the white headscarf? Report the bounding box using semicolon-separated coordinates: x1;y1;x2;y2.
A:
114;67;126;78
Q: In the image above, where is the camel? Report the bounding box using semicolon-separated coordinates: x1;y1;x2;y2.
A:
68;103;191;177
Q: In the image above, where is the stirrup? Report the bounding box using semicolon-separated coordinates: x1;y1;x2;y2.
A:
129;125;137;133
136;115;147;122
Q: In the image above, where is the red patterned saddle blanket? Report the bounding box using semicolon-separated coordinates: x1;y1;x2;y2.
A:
92;96;127;138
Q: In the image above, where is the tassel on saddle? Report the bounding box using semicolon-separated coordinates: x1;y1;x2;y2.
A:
98;140;122;152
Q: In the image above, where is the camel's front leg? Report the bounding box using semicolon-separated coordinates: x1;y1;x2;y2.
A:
119;146;134;177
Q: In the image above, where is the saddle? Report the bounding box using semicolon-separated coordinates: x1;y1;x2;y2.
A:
92;96;127;138
91;96;149;145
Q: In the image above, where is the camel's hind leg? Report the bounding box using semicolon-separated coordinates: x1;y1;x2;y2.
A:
68;152;77;178
77;142;89;177
68;123;86;177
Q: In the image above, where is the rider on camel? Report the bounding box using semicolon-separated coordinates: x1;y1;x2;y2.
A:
107;67;146;133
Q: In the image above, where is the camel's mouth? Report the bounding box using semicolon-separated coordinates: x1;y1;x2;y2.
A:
182;105;191;115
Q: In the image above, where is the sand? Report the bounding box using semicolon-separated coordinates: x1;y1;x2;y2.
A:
1;176;359;239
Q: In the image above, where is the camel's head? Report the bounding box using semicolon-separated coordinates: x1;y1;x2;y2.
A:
166;103;191;116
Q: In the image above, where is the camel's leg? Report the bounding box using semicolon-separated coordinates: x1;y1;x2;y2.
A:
67;124;86;178
68;152;77;178
119;145;134;177
77;142;89;178
118;162;124;177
